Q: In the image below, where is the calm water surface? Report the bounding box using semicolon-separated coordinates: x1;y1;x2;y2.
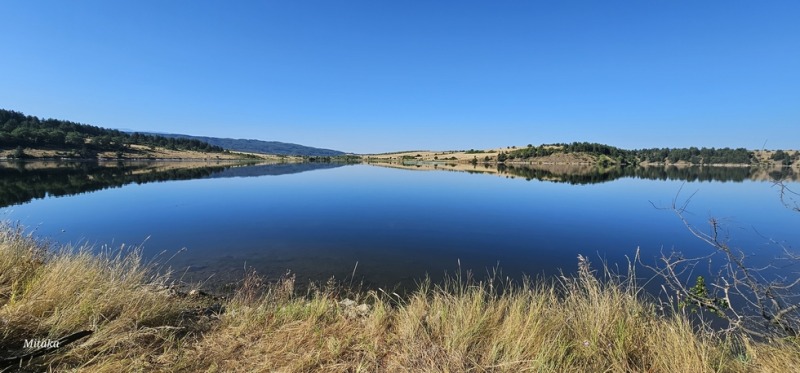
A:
2;161;798;291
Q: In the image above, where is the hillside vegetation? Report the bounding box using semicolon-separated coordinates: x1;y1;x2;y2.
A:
1;109;224;159
368;142;798;167
151;133;346;157
506;142;757;165
2;224;798;372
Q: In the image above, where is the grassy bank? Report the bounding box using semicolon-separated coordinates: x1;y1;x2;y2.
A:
1;224;798;372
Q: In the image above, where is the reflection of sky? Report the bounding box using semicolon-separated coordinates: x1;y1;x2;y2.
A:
2;164;798;288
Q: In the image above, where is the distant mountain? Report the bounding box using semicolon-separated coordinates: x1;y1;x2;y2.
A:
146;133;346;157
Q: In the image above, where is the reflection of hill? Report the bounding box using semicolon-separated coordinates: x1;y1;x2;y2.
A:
499;164;763;184
0;161;231;208
508;164;797;184
207;162;347;178
0;161;349;208
369;161;798;184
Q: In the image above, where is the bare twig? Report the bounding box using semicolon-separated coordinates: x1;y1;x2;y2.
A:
647;184;800;339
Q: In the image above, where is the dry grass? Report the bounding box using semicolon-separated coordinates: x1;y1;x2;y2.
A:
0;145;283;161
0;223;210;372
1;224;798;372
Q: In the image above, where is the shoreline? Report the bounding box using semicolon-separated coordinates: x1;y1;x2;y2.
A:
361;147;799;169
366;160;798;183
1;224;798;371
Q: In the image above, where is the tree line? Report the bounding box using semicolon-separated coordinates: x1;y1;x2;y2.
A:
0;109;224;157
505;142;770;165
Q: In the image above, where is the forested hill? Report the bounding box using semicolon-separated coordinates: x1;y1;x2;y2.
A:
146;133;345;157
0;109;346;157
505;142;798;166
0;109;223;156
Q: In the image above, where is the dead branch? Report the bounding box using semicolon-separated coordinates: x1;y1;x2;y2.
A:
646;183;800;340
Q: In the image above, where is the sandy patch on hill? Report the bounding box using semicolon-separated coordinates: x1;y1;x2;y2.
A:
0;145;293;161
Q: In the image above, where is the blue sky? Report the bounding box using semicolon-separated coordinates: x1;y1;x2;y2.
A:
2;1;798;153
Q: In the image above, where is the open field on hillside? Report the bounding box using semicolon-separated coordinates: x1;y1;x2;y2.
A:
0;144;299;161
363;145;593;164
364;146;800;168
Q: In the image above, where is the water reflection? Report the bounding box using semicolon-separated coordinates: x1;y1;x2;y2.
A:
370;161;797;184
2;160;795;209
2;161;797;293
0;160;348;208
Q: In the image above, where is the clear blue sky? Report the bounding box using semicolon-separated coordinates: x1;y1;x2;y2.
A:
2;1;798;153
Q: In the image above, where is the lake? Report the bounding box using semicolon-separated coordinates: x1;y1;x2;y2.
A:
1;160;798;292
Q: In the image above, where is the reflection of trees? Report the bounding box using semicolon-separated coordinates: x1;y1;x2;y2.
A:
206;162;347;178
628;166;754;183
0;162;232;208
7;159;768;207
368;160;797;185
497;164;796;185
0;161;349;208
0;161;352;207
498;164;623;184
769;168;797;182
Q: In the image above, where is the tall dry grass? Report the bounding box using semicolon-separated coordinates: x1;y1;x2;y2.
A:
0;223;210;371
2;223;798;372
